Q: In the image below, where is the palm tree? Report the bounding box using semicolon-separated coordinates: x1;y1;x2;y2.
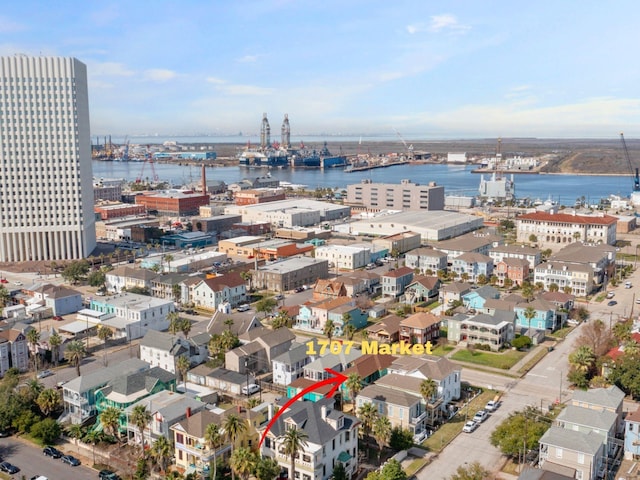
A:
172;283;182;304
168;311;181;335
204;423;223;480
21;378;44;403
223;413;247;480
230;447;256;480
372;416;392;461
523;306;536;331
345;373;362;412
150;435;173;474
100;406;122;440
343;323;356;341
280;426;309;480
163;253;174;272
130;404;152;456
66;424;85;452
37;388;61;416
357;402;379;441
64;340;86;377
521;282;534;301
49;331;62;367
569;345;596;375
97;325;113;362
0;285;10;308
323;319;336;342
240;271;253;291
84;429;101;465
420;378;438;423
26;328;41;375
179;317;192;339
176;355;191;391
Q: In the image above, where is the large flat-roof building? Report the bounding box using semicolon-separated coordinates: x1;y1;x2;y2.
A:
252;257;329;292
135;189;210;216
225;199;350;228
346;179;445;212
0;56;96;261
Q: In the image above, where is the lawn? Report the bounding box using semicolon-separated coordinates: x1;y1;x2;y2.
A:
451;348;527;370
430;344;454;357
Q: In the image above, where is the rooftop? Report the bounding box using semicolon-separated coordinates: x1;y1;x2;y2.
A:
257;256;327;274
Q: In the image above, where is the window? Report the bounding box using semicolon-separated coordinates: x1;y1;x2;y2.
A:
577;453;584;464
555;448;563;458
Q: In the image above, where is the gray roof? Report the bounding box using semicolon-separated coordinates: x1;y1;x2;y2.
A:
124;389;205;420
357;384;422;407
266;397;358;445
104;366;175;396
539;426;603;455
518;466;574;480
64;358;150;394
273;341;314;365
209;312;260;336
556;405;617;432
141;330;185;352
305;348;361;371
490;244;541;256
466;311;514;327
571;385;624;410
206;367;247;386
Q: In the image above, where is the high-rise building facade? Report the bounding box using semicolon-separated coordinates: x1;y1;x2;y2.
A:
0;56;96;262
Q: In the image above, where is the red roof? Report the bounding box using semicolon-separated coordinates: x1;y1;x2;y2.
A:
605;333;640;361
202;272;245;291
517;211;617;225
383;266;414;278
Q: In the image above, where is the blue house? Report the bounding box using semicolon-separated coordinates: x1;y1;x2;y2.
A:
624;406;640;459
328;304;368;336
461;286;500;310
514;298;556;330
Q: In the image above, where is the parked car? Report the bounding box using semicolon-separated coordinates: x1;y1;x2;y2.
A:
485;400;501;412
606;291;615;299
60;454;80;466
52;315;63;321
0;462;20;474
294;286;305;293
274;294;284;301
607;300;618;307
462;421;478;433
14;281;23;286
43;446;63;458
37;370;54;379
625;281;633;289
0;430;11;438
237;304;251;312
242;383;260;395
473;410;488;423
412;430;427;443
0;278;7;283
99;469;121;480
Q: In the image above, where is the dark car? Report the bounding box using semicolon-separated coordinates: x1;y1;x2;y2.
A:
61;454;80;466
608;300;618;306
0;461;20;474
52;315;63;321
99;469;121;480
43;446;63;458
0;430;10;438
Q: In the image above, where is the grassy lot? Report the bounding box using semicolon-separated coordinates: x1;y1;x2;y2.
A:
430;344;454;357
451;348;527;370
517;347;548;375
549;326;572;339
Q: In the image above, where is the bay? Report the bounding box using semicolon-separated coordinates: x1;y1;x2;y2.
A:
92;160;633;207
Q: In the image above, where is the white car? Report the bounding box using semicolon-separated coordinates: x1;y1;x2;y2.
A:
462;421;478;433
237;304;251;312
37;370;53;379
485;400;501;412
473;410;488;423
606;291;615;299
14;281;23;286
242;383;260;395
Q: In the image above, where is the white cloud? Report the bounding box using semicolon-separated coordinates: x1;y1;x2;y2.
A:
206;77;226;85
406;24;419;35
237;55;259;63
429;14;470;34
216;84;275;96
144;69;178;82
90;62;135;77
0;16;25;34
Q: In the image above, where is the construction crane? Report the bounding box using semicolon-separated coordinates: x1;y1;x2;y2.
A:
136;145;159;184
620;132;640;192
393;128;414;160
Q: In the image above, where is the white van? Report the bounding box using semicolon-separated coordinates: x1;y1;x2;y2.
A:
242;383;260;395
625;281;632;289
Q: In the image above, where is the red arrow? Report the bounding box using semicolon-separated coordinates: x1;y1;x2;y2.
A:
258;367;348;448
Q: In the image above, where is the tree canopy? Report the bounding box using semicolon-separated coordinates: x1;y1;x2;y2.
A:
490;406;552;458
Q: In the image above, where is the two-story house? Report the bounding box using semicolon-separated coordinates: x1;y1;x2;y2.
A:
405;247;448;275
381;267;414;298
461;286;500;311
30;284;83;316
538;426;604;480
365;315;403;344
106;266;159;293
260;397;359;480
451;252;494;282
514;298;558;331
0;328;29;375
495;258;530;286
399;312;440;345
140;330;209;374
340;354;395;404
272;340;320;386
439;282;472;306
624;406;640;460
225;327;296;374
447;311;516;351
192;272;247;310
313;280;347;301
555;405;617;456
402;276;440;305
570;386;625;435
356;383;424;435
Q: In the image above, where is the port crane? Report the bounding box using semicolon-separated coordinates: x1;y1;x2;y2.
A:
620;132;640;192
136;145;159;184
393;128;414;160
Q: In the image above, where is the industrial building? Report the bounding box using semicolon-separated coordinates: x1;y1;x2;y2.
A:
192;214;243;235
224;199;350;228
372;231;422;254
0;56;96;262
346;179;445;212
135;189;210;216
94;202;147;220
234;188;286;205
252;257;329;292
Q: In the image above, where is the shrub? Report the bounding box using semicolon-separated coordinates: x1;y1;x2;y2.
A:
511;336;532;350
30;418;62;445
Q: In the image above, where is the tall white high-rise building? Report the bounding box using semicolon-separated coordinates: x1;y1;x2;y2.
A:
0;56;96;262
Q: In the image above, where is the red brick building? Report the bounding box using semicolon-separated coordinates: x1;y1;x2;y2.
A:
234;188;286;206
135;190;210;216
95;202;147;220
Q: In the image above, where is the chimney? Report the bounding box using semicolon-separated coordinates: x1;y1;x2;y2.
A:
268;403;274;420
321;405;328;420
186;407;191;418
201;165;207;196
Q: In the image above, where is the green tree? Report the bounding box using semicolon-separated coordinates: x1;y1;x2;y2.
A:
549;283;560;292
332;463;348;480
20;378;44;404
368;459;407;480
389;427;414;450
36;388;60;416
271;311;292;329
345;373;362;411
133;457;150;480
26;328;41;375
256;297;277;319
613;321;633;343
87;269;106;289
0;285;10;308
168;311;181;335
100;406;122;440
358;402;379;440
511;335;532;350
223;413;247;480
373;416;392;460
521;282;534;302
61;260;90;285
256;457;281;480
49;331;62;367
97;325;113;353
490;406;551;458
323;319;336;342
528;234;538;244
449;461;490;480
240;271;253;291
477;274;487;285
163;253;174;272
609;354;640;399
204;423;223;480
130;404;152;456
569;345;596;375
522;306;536;330
176;355;191;391
64;340;86;377
280;426;309;480
83;429;102;465
172;283;182;304
30;418;62;445
230;447;256;480
150;435;173;474
12;409;39;434
66;423;85;452
179;317;192;339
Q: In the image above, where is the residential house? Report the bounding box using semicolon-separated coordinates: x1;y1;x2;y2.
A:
192;272;247;310
151;273;191;302
381;267;414;297
489;244;542;270
140;330;209;375
313;280;346;301
356;383;424;434
447;311;516;351
95;366;177;432
0;328;28;375
125;390;207;446
540;291;575;312
372;231;422;255
295;297;356;333
207;312;261;337
517;466;574;480
515;298;558;331
399;312;440;345
402;276;440;305
461;286;500;310
340;276;369;297
186;366;252;396
404;247;448;274
365;315;403;344
434;232;501;259
340;354;395;403
172;405;264;478
328;303;368;336
106;266;159;293
30;284;83;316
343;270;381;295
450;252;494;283
495;258;530;286
550;243;615;289
555;405;617;455
225;327;296;374
62;358;150;424
439;282;472;306
534;261;594;296
260;397;360;480
624;406;640;460
272;340;320;386
570;386;625;435
538;426;605;480
483;294;525;314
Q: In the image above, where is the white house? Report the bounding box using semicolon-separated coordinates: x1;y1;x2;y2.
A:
271;340;320;386
140;330;209;374
314;244;371;271
192;272;247;310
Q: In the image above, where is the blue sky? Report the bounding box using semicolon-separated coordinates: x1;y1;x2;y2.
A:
2;1;640;138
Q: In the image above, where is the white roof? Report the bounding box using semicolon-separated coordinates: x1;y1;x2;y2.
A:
60;320;98;334
103;316;136;330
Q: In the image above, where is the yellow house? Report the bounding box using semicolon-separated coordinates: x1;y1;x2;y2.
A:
170;405;266;476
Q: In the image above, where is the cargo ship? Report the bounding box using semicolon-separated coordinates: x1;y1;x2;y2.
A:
290;141;346;169
238;149;289;168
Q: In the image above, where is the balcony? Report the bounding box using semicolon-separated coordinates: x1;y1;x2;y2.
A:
410;411;427;424
275;452;320;473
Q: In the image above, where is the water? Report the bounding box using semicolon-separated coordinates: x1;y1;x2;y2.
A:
92;160;633;207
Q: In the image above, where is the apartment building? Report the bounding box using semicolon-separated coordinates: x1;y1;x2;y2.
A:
252;257;329;292
346;179;445;211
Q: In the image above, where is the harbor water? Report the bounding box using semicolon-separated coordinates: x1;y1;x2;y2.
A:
92;160;631;207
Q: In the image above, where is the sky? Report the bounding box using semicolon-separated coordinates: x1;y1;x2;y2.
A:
1;1;640;139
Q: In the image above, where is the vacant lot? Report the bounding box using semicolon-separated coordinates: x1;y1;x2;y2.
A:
451;348;527;370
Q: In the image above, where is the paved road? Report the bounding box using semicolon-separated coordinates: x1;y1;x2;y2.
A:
0;437;96;480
